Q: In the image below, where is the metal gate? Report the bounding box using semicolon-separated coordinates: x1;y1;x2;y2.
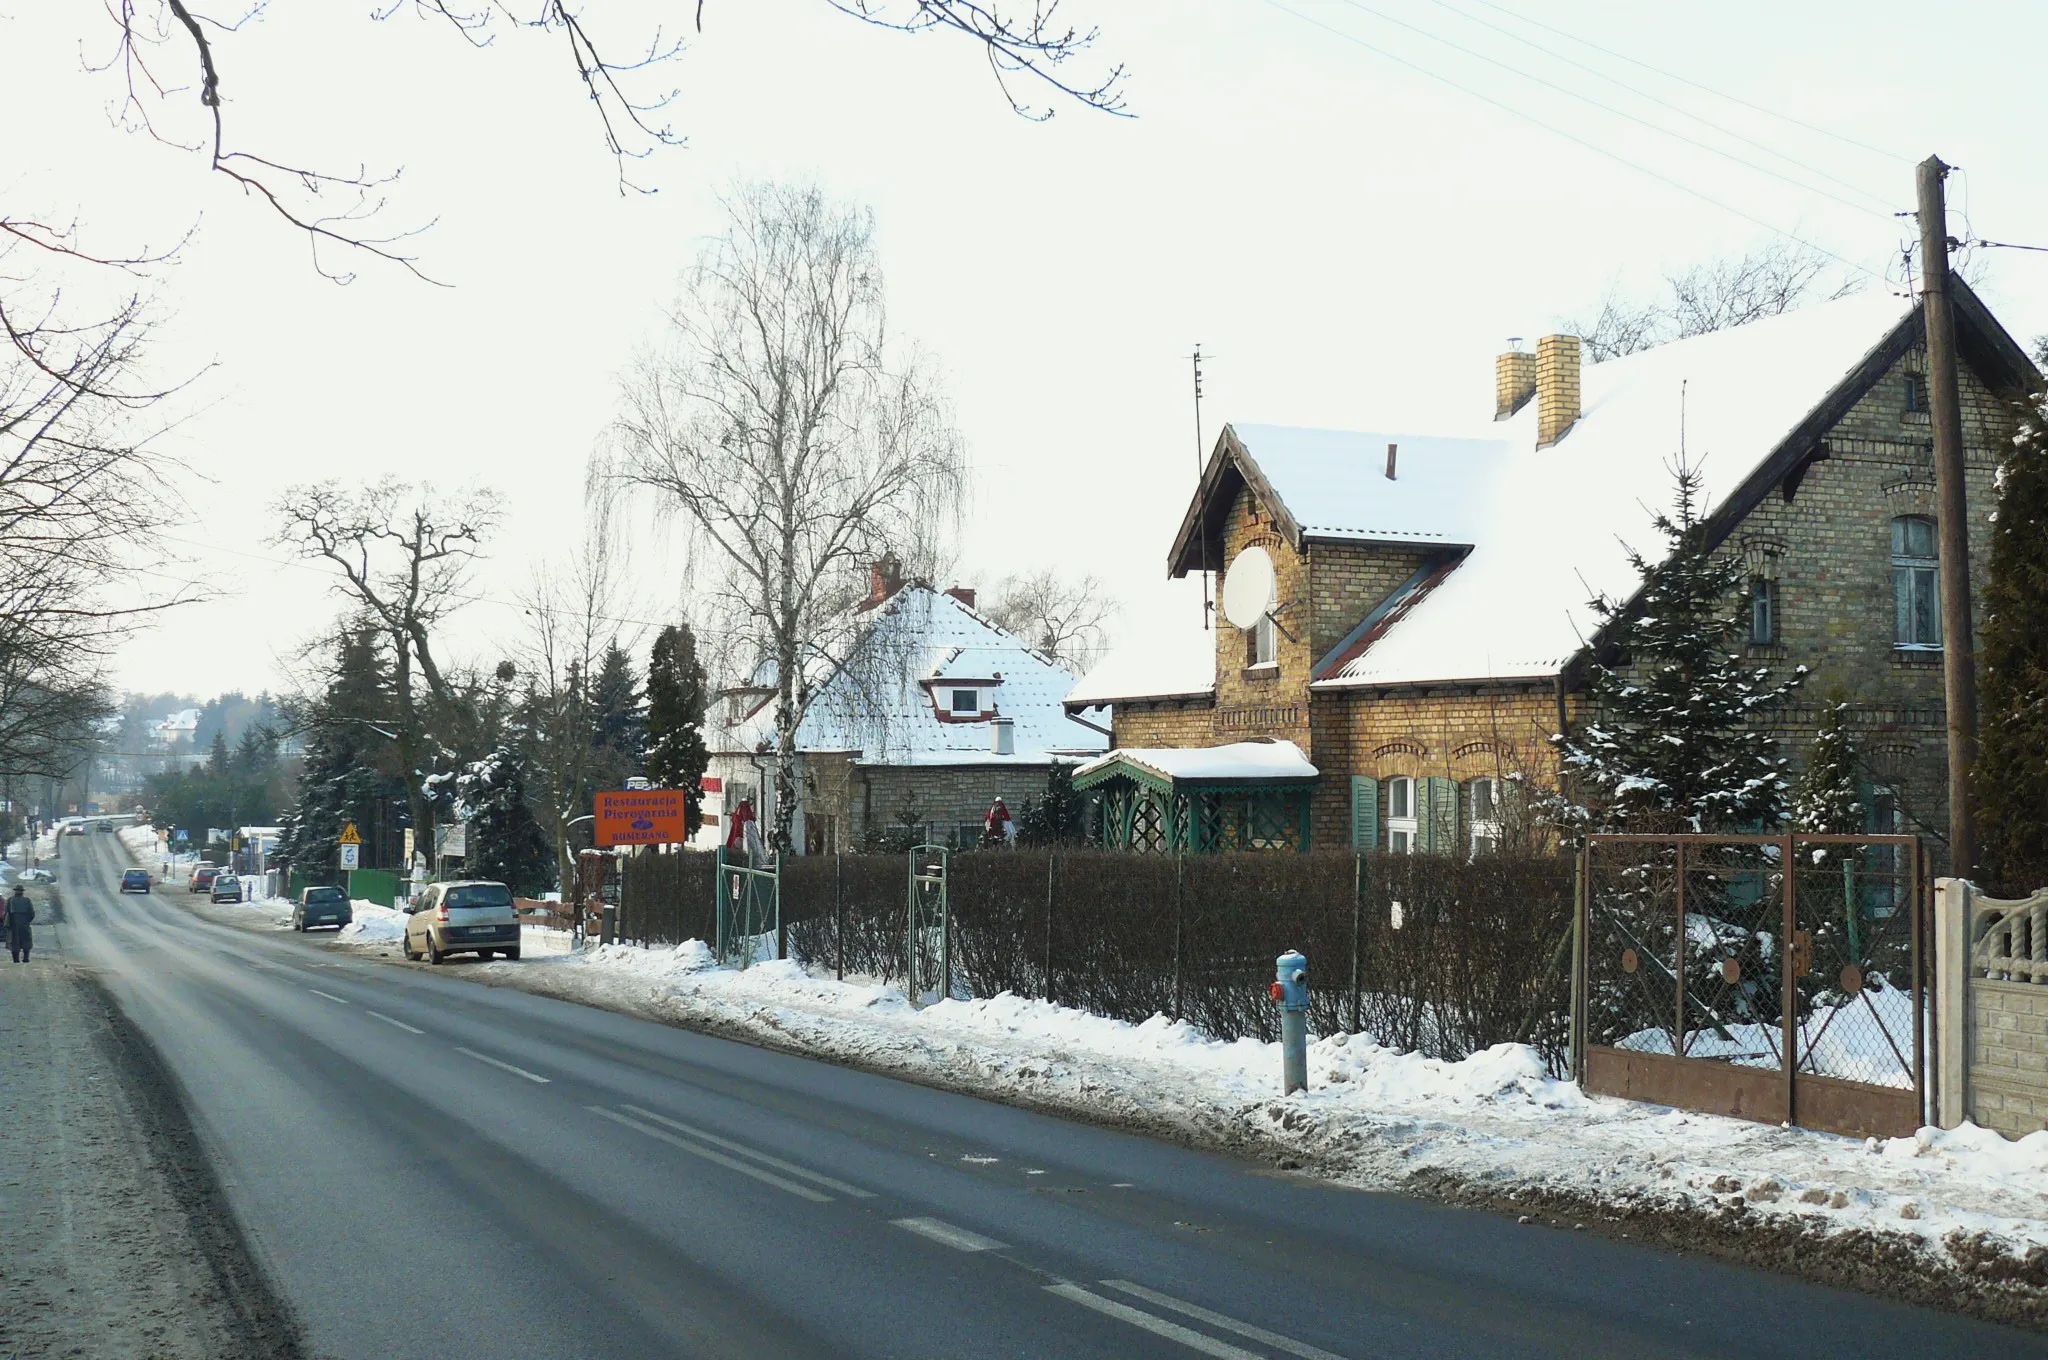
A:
714;847;779;968
1574;833;1927;1139
907;844;950;1009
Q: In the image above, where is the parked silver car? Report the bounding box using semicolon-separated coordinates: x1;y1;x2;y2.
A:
293;885;353;932
402;881;520;964
209;873;244;904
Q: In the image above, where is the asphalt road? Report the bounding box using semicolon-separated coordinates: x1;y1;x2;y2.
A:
51;834;2048;1359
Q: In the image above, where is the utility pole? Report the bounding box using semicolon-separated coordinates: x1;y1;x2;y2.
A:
1192;345;1213;631
1917;154;1979;879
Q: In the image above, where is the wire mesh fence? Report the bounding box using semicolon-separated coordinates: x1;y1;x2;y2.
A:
623;846;1576;1067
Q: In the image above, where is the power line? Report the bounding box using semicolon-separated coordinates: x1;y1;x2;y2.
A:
1416;0;1900;216
1331;0;1896;223
1458;0;1912;165
1261;0;1890;287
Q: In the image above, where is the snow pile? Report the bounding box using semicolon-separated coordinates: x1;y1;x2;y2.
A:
338;901;407;944
500;940;2048;1274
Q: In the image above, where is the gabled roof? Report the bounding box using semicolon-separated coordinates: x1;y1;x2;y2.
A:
1094;283;2040;700
718;585;1107;766
1072;740;1319;793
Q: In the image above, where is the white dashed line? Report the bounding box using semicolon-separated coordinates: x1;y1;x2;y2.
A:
617;1105;876;1198
454;1047;550;1083
588;1107;831;1202
307;989;349;1005
1101;1280;1347;1360
365;1010;425;1035
891;1217;1006;1252
1047;1283;1264;1360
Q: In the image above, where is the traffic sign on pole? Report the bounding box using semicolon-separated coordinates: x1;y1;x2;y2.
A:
338;823;363;846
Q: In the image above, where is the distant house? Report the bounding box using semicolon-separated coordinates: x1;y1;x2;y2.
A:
148;708;202;765
1066;285;2040;861
704;560;1109;854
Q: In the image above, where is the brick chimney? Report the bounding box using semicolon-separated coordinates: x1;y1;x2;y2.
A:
1495;340;1536;420
1536;333;1581;447
861;553;904;611
945;586;977;609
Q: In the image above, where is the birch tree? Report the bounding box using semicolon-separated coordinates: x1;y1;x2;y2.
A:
610;180;966;850
517;495;640;899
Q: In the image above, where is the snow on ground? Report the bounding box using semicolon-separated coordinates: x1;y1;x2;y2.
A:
497;939;2048;1277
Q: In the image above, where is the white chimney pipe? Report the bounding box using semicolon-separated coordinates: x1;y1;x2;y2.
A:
990;717;1015;756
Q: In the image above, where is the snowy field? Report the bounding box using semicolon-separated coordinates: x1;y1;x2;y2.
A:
493;938;2048;1287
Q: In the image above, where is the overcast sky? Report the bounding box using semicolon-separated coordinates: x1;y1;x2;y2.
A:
5;0;2044;704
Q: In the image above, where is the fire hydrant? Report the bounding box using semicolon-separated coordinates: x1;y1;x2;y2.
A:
1271;949;1308;1095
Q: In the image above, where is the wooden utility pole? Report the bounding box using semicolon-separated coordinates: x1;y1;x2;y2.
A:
1916;154;1980;879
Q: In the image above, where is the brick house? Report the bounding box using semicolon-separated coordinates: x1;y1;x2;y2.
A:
1065;287;2039;861
704;562;1107;854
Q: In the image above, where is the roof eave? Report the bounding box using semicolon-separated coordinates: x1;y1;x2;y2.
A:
1167;426;1304;577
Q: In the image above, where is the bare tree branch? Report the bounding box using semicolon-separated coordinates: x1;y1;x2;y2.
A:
1563;240;1864;362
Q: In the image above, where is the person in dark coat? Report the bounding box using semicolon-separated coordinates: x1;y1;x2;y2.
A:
6;884;33;963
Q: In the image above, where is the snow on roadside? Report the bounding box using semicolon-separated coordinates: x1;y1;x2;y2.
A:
505;939;2048;1275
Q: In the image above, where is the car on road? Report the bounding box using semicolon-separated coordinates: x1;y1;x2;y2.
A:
97;819;114;832
210;873;243;904
119;869;151;894
188;864;219;894
403;880;520;964
292;885;352;932
64;823;85;836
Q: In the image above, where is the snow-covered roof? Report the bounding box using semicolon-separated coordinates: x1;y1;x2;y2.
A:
718;585;1106;767
1073;739;1319;785
1064;617;1216;708
1319;291;1917;686
1089;290;1952;704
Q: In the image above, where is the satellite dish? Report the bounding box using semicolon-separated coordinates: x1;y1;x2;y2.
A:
1221;546;1277;629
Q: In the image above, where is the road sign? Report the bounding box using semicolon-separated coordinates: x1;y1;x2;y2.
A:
338;823;363;846
594;789;687;846
339;843;360;871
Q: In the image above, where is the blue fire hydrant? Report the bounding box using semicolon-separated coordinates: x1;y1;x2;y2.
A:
1272;949;1308;1094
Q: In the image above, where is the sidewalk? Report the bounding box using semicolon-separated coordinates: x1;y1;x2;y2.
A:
0;885;298;1360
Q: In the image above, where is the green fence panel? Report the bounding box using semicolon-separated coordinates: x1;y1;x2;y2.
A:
345;867;403;908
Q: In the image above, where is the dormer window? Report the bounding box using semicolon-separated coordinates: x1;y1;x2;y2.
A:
950;688;980;715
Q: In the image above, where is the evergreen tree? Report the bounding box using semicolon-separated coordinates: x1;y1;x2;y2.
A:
1794;700;1864;836
275;623;402;877
644;623;710;834
206;730;232;777
1016;762;1089;846
1557;462;1805;833
456;746;553;896
1979;386;2048;894
590;642;644;769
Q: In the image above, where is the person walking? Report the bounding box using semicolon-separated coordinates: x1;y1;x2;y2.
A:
6;884;33;963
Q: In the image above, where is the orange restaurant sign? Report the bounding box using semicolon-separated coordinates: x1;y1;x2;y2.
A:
593;789;687;847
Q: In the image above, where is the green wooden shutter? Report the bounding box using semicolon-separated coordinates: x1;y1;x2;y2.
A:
1421;776;1458;854
1350;776;1379;850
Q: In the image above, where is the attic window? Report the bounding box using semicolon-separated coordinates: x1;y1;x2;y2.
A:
950;688;980;715
1903;373;1928;414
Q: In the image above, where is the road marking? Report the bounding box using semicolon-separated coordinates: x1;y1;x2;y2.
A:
588;1107;831;1202
455;1047;550;1083
891;1217;1005;1252
1046;1283;1265;1360
365;1010;425;1035
307;989;350;1005
1102;1281;1346;1360
617;1104;876;1198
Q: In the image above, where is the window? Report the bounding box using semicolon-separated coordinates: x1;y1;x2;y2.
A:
1892;516;1941;649
1748;577;1777;645
950;688;980;714
1386;776;1417;854
1903;373;1928;414
1250;614;1277;668
1467;777;1500;857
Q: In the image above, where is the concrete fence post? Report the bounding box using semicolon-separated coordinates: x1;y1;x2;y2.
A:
1933;877;1970;1129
